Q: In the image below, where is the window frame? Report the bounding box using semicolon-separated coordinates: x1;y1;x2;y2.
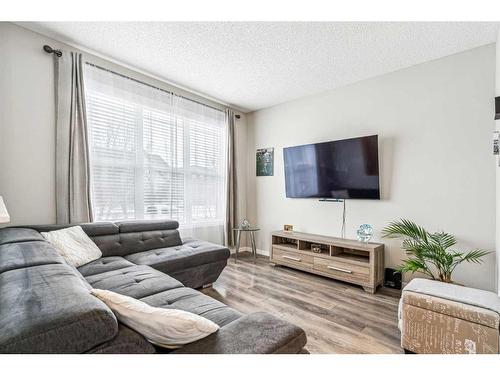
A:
84;64;228;227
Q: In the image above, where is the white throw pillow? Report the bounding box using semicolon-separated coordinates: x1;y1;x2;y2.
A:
91;289;219;348
42;226;102;268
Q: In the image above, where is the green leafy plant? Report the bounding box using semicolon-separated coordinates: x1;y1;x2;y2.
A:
382;219;490;283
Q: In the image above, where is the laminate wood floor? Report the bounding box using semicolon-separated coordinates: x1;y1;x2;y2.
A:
202;253;403;354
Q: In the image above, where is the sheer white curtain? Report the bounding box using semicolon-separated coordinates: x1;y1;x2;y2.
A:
84;64;227;244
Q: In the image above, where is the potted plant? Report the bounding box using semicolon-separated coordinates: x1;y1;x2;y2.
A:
382;219;490;283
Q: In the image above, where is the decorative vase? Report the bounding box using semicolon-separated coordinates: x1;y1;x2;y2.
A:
240;219;250;230
311;244;322;253
356;224;373;243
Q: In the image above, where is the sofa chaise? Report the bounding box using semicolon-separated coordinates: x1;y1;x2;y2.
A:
0;220;307;354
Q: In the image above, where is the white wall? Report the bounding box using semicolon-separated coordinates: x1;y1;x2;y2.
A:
234;114;249;230
1;22;496;289
0;22;62;225
0;22;248;229
246;44;497;291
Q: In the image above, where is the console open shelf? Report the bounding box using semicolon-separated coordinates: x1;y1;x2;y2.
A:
330;246;370;265
298;240;330;256
270;230;384;293
272;236;298;249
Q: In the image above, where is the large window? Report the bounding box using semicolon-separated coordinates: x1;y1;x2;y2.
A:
84;64;227;242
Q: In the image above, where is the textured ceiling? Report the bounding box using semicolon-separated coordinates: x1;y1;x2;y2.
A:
18;22;499;112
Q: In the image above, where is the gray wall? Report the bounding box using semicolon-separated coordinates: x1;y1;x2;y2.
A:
0;22;248;230
246;44;497;291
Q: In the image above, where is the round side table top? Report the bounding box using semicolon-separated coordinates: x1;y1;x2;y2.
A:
233;226;260;232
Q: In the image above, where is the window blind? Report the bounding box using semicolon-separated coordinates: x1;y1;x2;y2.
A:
84;64;227;242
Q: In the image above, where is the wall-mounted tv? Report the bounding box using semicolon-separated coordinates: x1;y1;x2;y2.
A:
283;135;380;200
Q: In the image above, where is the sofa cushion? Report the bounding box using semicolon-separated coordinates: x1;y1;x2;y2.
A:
0;228;45;246
172;312;307;354
78;256;136;277
85;324;156;354
84;265;183;299
90;230;183;257
92;288;220;349
141;287;242;328
124;239;230;274
167;260;229;289
18;222;183;257
117;220;179;233
22;222;119;237
0;264;118;353
0;241;65;274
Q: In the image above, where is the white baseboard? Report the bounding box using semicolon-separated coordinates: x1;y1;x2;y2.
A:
229;246;269;257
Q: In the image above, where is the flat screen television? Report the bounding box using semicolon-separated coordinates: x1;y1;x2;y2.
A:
283;135;380;199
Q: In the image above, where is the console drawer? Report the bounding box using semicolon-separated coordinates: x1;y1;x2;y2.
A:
313;257;370;284
272;247;313;268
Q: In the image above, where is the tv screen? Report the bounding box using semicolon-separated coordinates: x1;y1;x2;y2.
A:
283;135;380;199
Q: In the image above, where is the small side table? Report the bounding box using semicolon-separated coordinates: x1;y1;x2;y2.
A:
233;226;260;263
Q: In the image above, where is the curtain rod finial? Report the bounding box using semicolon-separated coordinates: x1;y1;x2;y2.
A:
43;45;62;57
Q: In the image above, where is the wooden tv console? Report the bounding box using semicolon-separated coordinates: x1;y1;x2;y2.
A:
270;230;384;293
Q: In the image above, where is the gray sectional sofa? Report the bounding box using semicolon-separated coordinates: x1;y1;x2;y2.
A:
0;220;307;354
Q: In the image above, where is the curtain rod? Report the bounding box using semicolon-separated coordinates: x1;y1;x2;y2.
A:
43;45;240;118
85;62;229;114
